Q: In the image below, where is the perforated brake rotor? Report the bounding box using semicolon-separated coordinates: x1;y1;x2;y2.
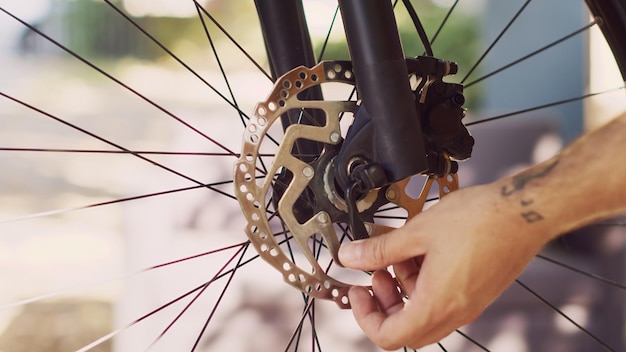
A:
234;61;459;308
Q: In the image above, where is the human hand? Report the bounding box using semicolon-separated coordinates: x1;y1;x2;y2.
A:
338;182;551;350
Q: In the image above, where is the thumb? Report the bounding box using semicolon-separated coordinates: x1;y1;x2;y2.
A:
338;227;425;271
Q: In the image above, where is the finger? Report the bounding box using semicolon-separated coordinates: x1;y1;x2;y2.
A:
371;270;404;315
348;285;386;341
339;227;426;271
393;256;422;294
351;291;425;351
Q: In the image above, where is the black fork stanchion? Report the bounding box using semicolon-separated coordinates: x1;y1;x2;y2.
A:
254;0;325;161
338;0;429;182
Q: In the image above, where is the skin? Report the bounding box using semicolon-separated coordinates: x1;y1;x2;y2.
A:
338;112;626;350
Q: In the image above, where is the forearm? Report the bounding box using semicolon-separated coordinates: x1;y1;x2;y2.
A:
494;112;626;242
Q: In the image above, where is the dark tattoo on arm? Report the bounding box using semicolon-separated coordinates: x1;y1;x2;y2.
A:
501;158;560;196
501;158;560;223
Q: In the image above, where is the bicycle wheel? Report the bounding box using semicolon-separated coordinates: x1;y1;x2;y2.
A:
0;1;624;352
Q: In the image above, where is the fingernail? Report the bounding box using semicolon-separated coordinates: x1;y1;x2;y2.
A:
338;240;363;266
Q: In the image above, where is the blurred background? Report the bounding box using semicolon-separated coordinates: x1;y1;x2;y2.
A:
0;0;624;351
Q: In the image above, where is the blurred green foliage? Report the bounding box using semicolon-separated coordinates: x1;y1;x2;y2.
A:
55;0;481;106
58;0;260;60
318;1;482;108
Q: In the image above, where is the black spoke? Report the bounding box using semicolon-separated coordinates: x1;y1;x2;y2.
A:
373;215;408;220
195;3;247;130
515;279;616;352
210;230;293;283
317;5;341;62
193;0;272;81
437;342;448;351
191;243;251;351
466;86;626;127
149;244;248;349
0;242;248;311
465;20;599;88
101;0;254;129
77;279;218;351
0;147;241;156
148;241;250;272
194;2;275;174
0;91;241;200
376;205;402;212
535;254;626;290
284;299;315;352
0;6;238;158
461;0;532;84
402;0;434;56
0;176;240;224
430;0;460;46
455;329;490;351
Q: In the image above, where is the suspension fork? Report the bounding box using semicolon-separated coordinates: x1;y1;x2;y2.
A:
254;0;325;161
337;0;429;185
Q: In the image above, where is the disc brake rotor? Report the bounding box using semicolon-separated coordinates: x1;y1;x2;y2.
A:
234;61;458;308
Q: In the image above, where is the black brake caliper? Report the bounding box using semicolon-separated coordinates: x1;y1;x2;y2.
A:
409;56;474;175
339;56;474;239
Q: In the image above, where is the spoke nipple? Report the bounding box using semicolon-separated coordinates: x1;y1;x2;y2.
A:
330;131;341;143
303;166;314;178
317;212;330;224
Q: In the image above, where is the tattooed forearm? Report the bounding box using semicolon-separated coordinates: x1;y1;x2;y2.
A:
501;158;560;196
501;158;560;223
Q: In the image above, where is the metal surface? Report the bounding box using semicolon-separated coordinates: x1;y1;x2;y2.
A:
234;62;459;308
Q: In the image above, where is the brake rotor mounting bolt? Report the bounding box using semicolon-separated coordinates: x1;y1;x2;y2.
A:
330;131;341;143
317;212;330;224
452;93;465;107
303;166;314;178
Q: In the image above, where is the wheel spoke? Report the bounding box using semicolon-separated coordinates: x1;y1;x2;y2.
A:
284;298;315;352
193;0;272;81
461;0;533;84
0;91;239;198
0;6;238;157
402;0;434;56
0;241;249;311
465;19;599;88
0;147;244;156
195;3;252;130
535;254;626;290
101;0;254;127
429;0;460;46
0;178;241;224
455;329;490;351
373;215;408;220
76;243;247;352
190;244;250;351
466;86;626;127
211;230;293;283
76;282;213;352
317;5;341;62
515;279;616;352
150;244;248;350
